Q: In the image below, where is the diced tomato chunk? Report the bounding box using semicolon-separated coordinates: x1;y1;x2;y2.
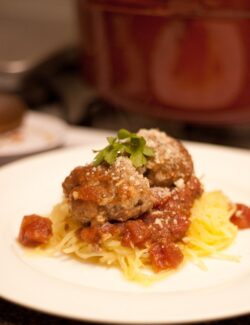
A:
18;214;53;247
121;220;150;248
79;226;101;244
231;204;250;229
149;241;183;272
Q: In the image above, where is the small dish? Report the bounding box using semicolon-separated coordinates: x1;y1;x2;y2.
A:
0;111;66;165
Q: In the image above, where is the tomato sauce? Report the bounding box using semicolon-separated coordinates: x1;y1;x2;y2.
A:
79;176;203;272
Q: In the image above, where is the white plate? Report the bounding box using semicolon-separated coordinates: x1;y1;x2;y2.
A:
0;111;66;164
0;143;250;324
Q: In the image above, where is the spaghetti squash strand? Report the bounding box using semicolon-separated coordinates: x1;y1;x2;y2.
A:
42;191;238;284
184;191;237;260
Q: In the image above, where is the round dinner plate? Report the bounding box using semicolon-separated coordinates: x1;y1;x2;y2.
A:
0;111;66;164
0;142;250;324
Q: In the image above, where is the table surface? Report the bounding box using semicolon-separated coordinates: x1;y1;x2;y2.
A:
1;125;249;325
0;297;249;325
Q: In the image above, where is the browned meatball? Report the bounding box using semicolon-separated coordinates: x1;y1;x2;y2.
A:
137;129;193;187
62;157;154;225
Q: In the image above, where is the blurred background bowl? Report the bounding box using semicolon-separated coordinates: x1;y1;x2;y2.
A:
77;0;250;125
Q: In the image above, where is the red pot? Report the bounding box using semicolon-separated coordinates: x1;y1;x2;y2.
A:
77;0;250;124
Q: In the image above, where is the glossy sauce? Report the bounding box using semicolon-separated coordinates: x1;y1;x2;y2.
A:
79;176;203;271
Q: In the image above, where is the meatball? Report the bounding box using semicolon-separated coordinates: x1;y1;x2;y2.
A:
62;157;154;225
137;129;193;187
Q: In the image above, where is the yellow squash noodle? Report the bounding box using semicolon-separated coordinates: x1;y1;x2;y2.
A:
183;191;238;267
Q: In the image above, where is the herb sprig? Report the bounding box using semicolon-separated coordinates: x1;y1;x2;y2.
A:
93;129;154;168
